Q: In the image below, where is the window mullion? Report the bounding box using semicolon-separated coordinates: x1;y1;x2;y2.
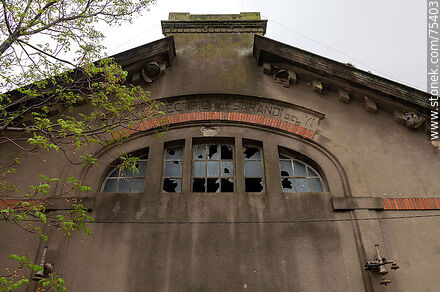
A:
235;137;245;193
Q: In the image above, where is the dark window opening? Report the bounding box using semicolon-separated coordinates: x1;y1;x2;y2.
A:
193;178;206;192
245;178;264;192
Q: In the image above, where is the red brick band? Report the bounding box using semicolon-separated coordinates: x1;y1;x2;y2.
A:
112;111;316;140
383;198;440;210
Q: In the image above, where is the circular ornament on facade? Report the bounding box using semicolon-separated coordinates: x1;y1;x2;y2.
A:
142;61;161;83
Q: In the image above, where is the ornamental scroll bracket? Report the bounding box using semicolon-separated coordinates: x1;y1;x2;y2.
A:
132;61;166;85
263;62;297;88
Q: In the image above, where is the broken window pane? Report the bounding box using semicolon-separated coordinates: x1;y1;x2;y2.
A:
244;147;260;159
309;178;323;192
221;178;234;192
132;179;145;193
193;178;205;192
221;161;233;177
279;152;324;193
295;178;309;192
165;161;182;177
193;161;206;177
193;143;234;193
207;178;220;192
293;161;307;177
221;145;233;159
103;178;117;192
280;160;293;176
207;144;219;160
207;161;220;177
194;145;206;160
163;178;181;193
245;178;264;192
244;161;263;177
163;146;184;193
166;147;183;160
281;178;294;192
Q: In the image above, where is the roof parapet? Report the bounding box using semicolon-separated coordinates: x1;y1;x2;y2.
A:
161;12;267;36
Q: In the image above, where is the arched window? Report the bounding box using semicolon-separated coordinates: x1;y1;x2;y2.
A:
101;150;148;193
279;153;324;192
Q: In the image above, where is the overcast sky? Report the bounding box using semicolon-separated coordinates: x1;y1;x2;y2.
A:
101;0;426;91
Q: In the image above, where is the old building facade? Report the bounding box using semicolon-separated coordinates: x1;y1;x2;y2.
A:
1;13;440;292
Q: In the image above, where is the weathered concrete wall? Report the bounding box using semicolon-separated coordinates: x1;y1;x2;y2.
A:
1;19;439;292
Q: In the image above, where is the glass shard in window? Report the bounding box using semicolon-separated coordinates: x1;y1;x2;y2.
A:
243;147;260;159
165;161;182;177
163;178;181;193
280;160;293;176
221;161;233;177
281;178;294;192
207;178;220;192
194;145;206;160
166;147;183;160
207;145;219;160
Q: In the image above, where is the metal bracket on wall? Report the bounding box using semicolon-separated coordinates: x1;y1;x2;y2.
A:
364;245;399;286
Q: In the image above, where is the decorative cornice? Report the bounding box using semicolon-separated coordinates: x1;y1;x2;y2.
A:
253;35;431;114
161;12;267;35
112;37;175;68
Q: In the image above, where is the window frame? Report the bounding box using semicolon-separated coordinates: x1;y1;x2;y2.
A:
279;152;325;193
162;144;185;193
242;140;265;193
191;142;235;193
101;151;149;193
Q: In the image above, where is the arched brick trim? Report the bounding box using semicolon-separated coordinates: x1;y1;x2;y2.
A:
112;111;316;140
